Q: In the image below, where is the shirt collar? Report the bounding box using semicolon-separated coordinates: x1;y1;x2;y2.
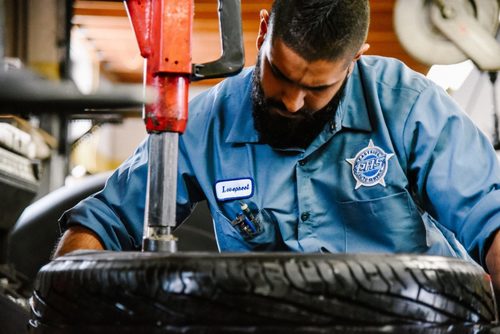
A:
339;62;372;132
224;67;260;144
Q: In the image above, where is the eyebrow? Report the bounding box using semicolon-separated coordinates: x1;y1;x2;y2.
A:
267;58;336;91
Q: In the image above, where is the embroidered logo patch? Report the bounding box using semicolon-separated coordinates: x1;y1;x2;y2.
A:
346;140;394;189
215;178;254;201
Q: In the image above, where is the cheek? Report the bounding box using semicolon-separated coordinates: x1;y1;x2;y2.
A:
260;73;280;99
305;93;334;111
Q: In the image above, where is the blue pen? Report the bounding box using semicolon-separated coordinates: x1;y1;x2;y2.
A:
230;201;262;238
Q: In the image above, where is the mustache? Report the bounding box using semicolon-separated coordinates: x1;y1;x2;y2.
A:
264;98;316;120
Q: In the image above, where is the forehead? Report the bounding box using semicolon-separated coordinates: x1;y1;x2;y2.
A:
265;38;349;86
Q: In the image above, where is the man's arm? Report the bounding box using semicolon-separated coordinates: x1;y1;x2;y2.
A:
486;230;500;291
52;226;104;258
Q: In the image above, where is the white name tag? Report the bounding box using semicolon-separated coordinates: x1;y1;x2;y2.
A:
215;178;254;201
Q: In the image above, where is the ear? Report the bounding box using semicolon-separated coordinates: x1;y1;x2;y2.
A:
347;43;370;73
256;9;270;50
353;43;370;61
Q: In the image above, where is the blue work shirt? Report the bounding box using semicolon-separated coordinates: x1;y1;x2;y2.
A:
60;56;500;268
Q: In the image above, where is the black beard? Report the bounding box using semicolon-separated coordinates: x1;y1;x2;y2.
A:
251;58;347;150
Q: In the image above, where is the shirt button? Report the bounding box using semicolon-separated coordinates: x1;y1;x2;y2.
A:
301;212;310;221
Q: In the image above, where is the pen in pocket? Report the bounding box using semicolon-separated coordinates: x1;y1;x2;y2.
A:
230;201;262;239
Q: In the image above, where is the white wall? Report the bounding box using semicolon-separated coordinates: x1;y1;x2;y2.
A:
452;68;500;146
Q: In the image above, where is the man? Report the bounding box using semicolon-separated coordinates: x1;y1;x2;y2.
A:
55;0;500;290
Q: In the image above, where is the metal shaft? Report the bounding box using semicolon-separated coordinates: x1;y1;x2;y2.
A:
491;72;500;150
142;132;178;252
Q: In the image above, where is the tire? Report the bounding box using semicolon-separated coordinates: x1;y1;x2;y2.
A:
29;252;499;333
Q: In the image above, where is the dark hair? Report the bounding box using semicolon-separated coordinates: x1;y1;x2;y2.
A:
269;0;370;62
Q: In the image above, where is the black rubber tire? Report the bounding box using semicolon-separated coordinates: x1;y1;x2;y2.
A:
29;252;499;333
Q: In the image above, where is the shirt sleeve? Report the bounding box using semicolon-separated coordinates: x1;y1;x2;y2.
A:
403;84;500;267
59;138;149;250
59;132;205;251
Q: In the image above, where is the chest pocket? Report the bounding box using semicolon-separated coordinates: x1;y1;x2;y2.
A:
337;191;428;253
213;208;284;251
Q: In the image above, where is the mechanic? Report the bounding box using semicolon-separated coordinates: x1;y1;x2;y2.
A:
54;0;500;290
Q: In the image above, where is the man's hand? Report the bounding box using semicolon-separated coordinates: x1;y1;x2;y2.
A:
485;230;500;291
52;226;104;258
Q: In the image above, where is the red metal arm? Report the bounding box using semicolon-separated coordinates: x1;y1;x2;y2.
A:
125;0;193;133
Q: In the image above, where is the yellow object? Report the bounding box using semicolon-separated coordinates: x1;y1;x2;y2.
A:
29;62;61;81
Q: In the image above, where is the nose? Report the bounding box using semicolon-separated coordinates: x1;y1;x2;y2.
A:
281;86;305;113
